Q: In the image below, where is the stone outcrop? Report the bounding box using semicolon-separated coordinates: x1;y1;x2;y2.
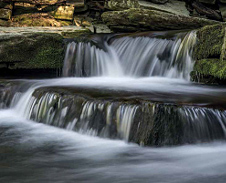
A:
192;24;226;83
102;8;220;32
0;27;91;70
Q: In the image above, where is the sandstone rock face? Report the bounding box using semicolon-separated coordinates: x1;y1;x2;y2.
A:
105;0;140;10
12;13;64;27
102;8;220;32
52;6;75;21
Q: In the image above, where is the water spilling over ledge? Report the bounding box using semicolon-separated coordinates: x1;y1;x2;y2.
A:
23;87;226;146
0;30;226;147
1;28;226;182
63;31;197;80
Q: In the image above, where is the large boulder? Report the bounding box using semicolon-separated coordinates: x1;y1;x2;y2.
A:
101;8;220;32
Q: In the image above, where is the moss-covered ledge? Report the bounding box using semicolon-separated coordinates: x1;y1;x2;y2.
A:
192;24;226;83
0;27;91;73
0;33;64;70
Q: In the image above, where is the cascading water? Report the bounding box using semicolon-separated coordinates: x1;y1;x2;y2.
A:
2;30;226;182
1;30;226;145
63;31;196;80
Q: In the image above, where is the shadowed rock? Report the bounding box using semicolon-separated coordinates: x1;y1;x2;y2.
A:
102;8;220;32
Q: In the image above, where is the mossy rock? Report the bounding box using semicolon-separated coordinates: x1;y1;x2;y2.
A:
0;33;64;69
194;24;226;60
102;8;220;32
192;24;226;82
12;13;63;26
193;58;226;79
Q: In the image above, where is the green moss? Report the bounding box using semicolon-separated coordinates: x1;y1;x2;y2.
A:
0;33;64;69
194;59;226;79
194;24;225;60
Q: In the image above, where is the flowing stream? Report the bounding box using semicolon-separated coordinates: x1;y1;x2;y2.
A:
1;31;226;182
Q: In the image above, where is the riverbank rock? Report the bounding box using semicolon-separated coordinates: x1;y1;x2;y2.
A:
102;8;220;32
0;33;64;70
192;24;226;83
0;27;91;71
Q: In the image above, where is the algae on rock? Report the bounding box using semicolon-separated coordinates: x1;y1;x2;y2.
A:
192;24;226;81
0;33;64;69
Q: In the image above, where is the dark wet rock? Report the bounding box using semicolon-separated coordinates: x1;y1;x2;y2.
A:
147;0;169;4
219;4;226;22
198;0;216;4
192;1;222;21
0;27;91;71
0;33;64;70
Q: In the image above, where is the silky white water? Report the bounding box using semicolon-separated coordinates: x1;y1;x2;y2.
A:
1;31;226;182
63;31;196;80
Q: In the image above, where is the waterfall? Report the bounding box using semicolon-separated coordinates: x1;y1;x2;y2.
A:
2;83;224;146
63;31;197;80
1;30;226;146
